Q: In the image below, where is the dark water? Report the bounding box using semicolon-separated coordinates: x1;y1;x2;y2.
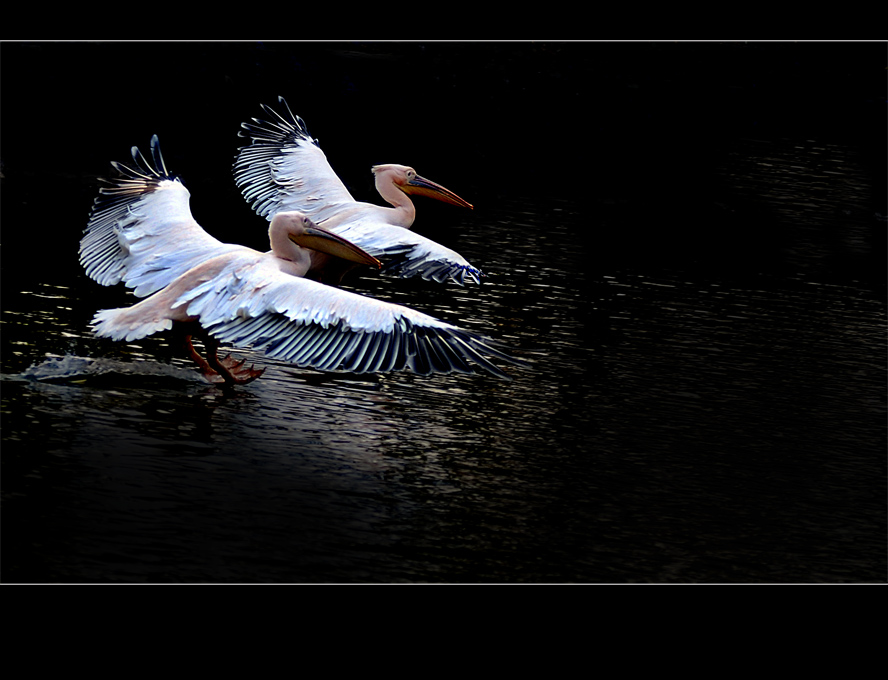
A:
2;42;886;582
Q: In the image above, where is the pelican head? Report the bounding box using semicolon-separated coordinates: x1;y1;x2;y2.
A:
271;211;382;268
372;164;473;209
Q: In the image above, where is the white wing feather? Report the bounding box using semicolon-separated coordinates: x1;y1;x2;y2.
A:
188;257;512;378
333;219;482;285
233;102;356;224
80;136;239;298
233;98;483;285
94;251;516;379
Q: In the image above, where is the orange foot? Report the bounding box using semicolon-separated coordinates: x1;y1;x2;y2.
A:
200;354;265;386
217;354;266;385
201;369;227;385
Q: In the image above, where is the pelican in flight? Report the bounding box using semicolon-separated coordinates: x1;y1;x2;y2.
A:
233;97;483;285
80;136;521;385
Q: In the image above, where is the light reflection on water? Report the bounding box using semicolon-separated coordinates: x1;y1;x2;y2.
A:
1;136;885;582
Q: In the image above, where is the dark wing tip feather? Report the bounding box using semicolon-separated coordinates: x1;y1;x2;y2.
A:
97;135;176;191
80;136;181;284
87;136;178;223
89;138;176;214
206;313;526;381
237;95;318;148
233;97;326;218
376;247;485;285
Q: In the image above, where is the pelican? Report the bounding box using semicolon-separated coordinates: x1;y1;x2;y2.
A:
233;97;483;285
80;136;522;385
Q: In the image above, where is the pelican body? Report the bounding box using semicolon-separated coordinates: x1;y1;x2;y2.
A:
234;97;483;285
80;137;522;384
91;211;381;384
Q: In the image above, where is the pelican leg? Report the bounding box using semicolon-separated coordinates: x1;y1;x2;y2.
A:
203;335;265;386
177;327;226;384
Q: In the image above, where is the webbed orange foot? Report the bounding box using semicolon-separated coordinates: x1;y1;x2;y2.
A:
217;353;265;385
200;368;227;384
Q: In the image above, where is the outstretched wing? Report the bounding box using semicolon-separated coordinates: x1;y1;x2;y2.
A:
80;136;239;298
176;256;518;379
233;97;484;285
334;220;483;285
233;97;356;224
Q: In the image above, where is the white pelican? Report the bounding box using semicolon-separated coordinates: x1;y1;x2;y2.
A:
80;136;521;385
233;97;483;285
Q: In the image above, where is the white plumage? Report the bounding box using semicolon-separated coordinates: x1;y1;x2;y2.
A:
81;136;521;384
80;140;238;298
234;97;483;285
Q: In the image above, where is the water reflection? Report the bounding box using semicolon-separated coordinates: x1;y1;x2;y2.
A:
2;135;885;583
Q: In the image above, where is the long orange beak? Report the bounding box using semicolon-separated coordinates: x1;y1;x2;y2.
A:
403;174;473;209
289;225;382;269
